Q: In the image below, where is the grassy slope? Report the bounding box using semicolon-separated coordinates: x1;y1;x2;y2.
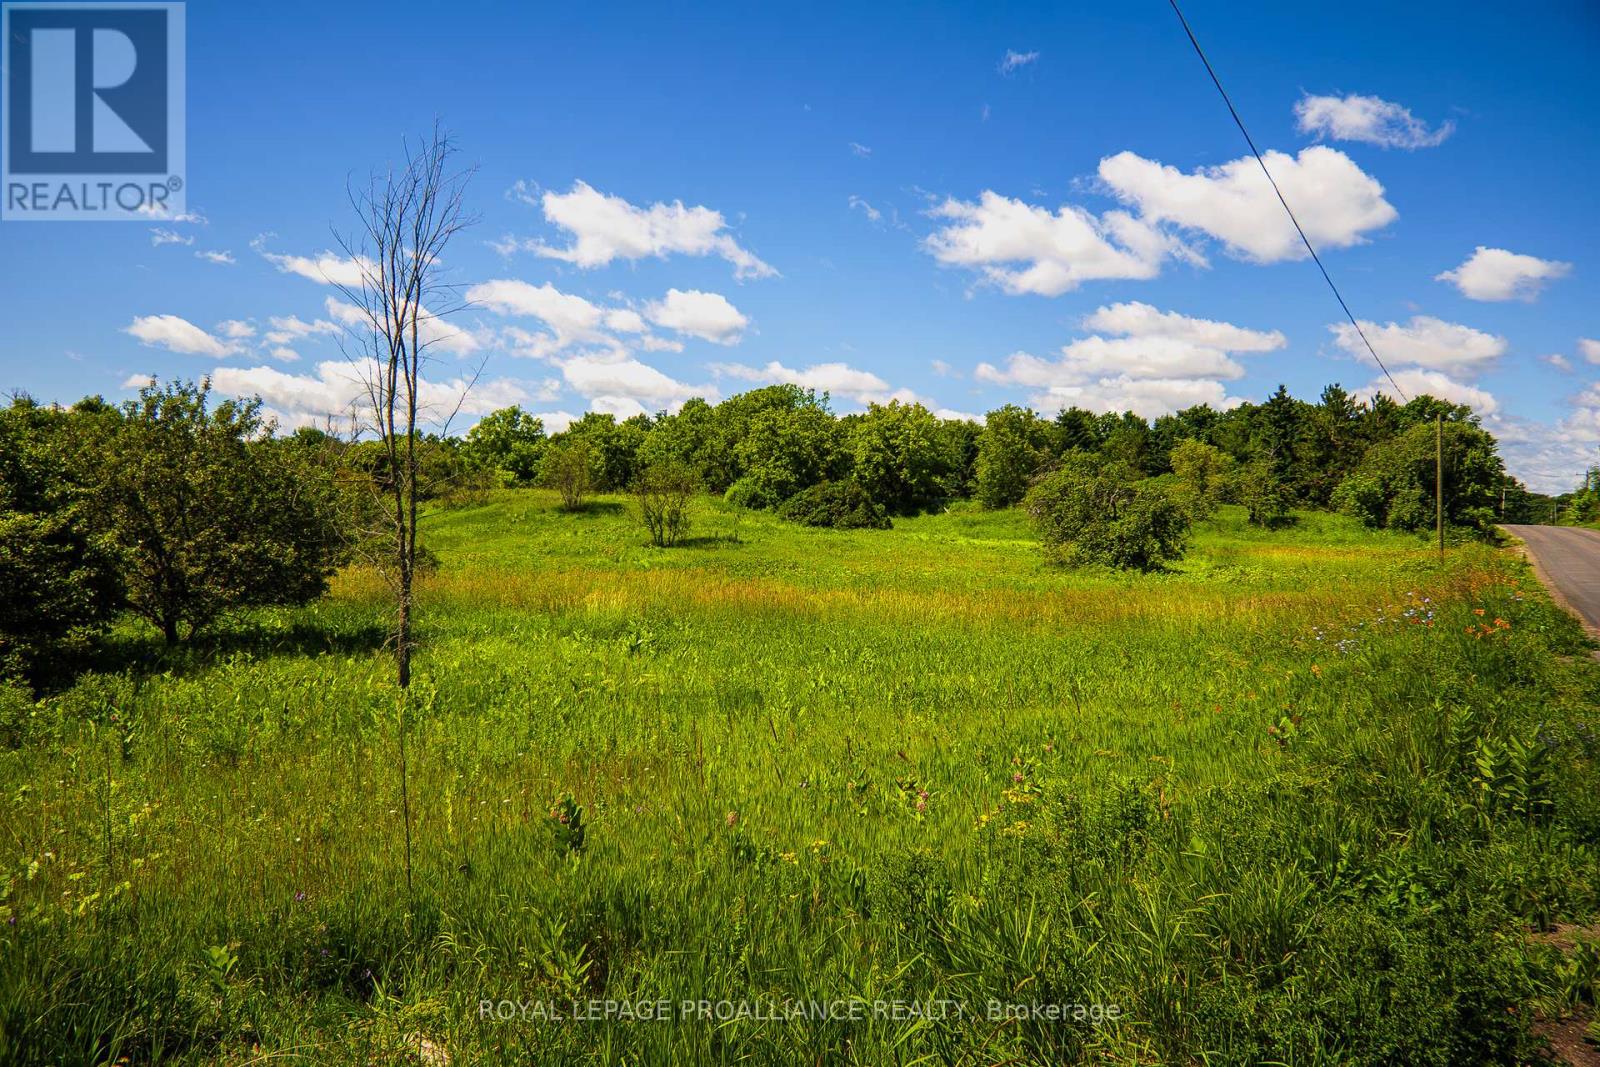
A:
2;492;1598;1064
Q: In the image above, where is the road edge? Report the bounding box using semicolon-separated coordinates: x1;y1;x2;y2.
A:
1499;526;1600;649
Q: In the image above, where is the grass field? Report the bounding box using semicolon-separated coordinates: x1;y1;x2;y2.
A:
3;492;1599;1064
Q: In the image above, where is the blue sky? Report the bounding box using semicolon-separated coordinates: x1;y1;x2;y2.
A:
2;0;1598;490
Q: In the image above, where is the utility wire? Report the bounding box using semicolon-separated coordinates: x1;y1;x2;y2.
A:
1165;0;1408;401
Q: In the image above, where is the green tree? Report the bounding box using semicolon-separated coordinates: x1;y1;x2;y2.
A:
1168;438;1234;521
1024;456;1188;571
541;439;598;510
92;380;344;644
850;400;950;514
725;400;847;509
1333;418;1504;535
976;404;1054;509
1231;459;1292;528
462;406;546;485
0;398;121;682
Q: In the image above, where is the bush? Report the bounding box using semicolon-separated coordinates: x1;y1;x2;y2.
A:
777;481;891;529
634;461;696;547
1168;438;1233;521
1231;460;1292;528
541;440;596;510
976;404;1055;509
1024;458;1188;570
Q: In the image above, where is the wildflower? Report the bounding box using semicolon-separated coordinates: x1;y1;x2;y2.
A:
1474;608;1486;617
1012;772;1024;783
725;811;739;827
294;891;306;902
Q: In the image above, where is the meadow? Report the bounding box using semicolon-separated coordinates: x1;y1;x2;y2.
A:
2;492;1599;1064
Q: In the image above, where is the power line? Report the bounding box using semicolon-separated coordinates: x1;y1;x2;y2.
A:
1164;0;1408;402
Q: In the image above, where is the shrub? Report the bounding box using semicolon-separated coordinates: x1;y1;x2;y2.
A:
541;440;596;510
460;406;546;485
975;404;1054;509
1024;458;1188;570
634;461;696;547
777;480;891;529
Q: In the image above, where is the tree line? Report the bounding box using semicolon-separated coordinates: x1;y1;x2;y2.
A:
0;375;1568;690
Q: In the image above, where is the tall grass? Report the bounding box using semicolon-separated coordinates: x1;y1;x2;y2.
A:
1;492;1597;1063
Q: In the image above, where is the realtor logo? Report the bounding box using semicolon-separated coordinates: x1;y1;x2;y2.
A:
2;2;185;220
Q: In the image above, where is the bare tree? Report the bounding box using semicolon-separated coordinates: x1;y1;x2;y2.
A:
334;126;476;690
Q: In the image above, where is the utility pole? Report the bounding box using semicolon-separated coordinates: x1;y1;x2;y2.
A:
1435;414;1444;560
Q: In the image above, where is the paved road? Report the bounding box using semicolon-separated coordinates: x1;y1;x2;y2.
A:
1502;524;1600;634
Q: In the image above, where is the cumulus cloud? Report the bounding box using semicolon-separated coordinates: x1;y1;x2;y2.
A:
644;289;748;345
263;314;340;346
216;319;256;340
974;303;1282;418
1581;338;1600;365
1435;246;1571;301
559;354;714;411
1327;315;1506;373
124;314;239;358
924;191;1180;296
1294;92;1453;149
517;181;775;279
709;359;909;407
207;359;540;430
1353;368;1499;415
195;250;235;265
253;239;371;287
998;49;1039;74
321;295;481;357
1099;146;1396;263
1543;354;1573;372
150;227;193;247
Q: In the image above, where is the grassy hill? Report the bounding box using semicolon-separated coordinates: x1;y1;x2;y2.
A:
3;492;1598;1063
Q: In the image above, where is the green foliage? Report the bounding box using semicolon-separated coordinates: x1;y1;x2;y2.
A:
975;404;1053;509
460;406;546;485
776;480;891;529
0;399;121;683
90;381;344;644
563;412;649;492
725;398;845;510
849;400;951;514
1335;419;1505;535
634;460;696;547
1024;457;1189;570
1167;438;1233;521
540;439;598;510
1231;458;1293;528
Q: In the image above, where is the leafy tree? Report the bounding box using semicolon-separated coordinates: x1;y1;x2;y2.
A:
850;400;950;514
1024;456;1189;571
634;460;696;547
776;480;891;529
1333;418;1504;535
976;404;1053;509
0;398;121;682
726;400;846;509
564;412;648;491
638;398;719;485
1052;407;1100;453
1231;459;1292;528
1168;438;1234;521
92;380;344;644
937;417;982;499
462;406;546;485
541;439;598;510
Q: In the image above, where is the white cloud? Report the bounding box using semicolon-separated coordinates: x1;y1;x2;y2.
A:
257;245;371;287
1576;338;1600;365
1294;93;1453;149
216;319;256;340
263;314;340;345
150;227;193;247
559;353;714;410
1543;354;1573;372
268;347;301;363
321;295;481;357
195;249;236;265
848;195;882;222
1328;315;1506;373
121;374;157;390
123;315;238;358
973;303;1282;418
710;359;898;406
924;191;1179;296
208;359;539;430
1353;368;1498;415
466;279;608;357
523;181;776;279
1081;301;1286;352
1099;146;1396;263
849;142;872;158
644;288;748;345
1435;246;1571;301
998;49;1039;74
